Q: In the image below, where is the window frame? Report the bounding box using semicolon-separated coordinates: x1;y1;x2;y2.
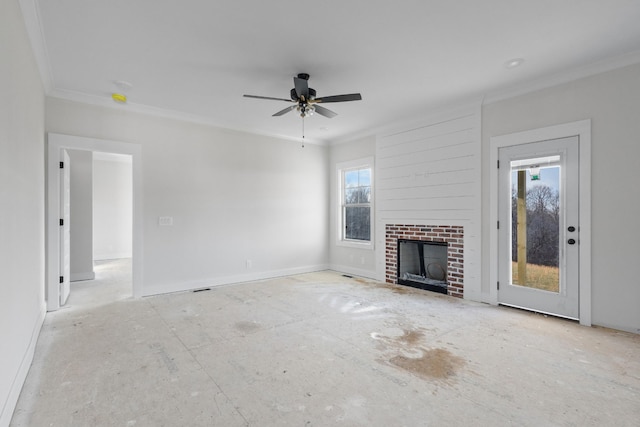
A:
336;157;374;249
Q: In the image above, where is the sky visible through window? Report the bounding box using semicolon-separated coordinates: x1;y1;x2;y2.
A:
345;168;370;188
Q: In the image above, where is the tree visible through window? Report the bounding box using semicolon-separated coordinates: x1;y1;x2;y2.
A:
343;167;371;241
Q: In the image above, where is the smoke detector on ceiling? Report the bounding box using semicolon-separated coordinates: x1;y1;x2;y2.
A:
112;80;133;103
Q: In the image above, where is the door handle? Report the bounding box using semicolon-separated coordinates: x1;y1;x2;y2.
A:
568;239;576;245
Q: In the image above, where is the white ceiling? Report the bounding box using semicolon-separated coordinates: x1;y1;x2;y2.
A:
20;0;640;143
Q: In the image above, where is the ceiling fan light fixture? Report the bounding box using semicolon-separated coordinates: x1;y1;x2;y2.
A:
244;73;361;129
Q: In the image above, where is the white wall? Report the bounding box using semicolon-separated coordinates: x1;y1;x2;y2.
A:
482;62;640;333
45;98;329;296
93;153;132;260
329;136;377;277
0;1;46;425
68;149;94;280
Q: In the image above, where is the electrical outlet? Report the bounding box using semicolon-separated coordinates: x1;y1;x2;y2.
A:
158;216;173;226
246;259;252;269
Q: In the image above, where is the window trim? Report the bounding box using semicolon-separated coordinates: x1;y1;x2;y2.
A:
336;157;374;249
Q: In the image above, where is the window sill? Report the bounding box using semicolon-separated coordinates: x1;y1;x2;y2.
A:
337;239;374;250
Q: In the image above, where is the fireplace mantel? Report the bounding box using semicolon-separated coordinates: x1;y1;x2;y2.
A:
385;224;464;298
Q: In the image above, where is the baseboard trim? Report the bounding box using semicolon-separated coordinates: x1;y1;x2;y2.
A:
0;302;46;427
70;271;95;282
94;252;132;261
142;264;331;297
328;264;377;281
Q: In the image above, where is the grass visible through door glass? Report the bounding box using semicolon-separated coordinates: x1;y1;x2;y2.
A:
511;262;559;293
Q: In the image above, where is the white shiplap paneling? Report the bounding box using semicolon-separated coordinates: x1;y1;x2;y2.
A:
375;106;482;300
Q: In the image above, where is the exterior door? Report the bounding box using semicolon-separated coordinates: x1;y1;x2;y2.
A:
60;150;71;306
498;136;579;319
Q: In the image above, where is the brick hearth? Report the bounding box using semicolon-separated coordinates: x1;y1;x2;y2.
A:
385;224;464;298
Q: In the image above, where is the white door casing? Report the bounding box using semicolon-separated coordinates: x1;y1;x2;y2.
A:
497;137;579;319
489;120;591;326
59;150;71;306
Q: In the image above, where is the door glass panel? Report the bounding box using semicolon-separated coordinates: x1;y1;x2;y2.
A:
510;155;561;293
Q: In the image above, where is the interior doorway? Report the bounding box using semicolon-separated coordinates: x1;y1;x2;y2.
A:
65;150;133;305
46;133;143;312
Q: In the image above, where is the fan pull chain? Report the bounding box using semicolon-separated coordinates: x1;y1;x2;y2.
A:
301;116;305;148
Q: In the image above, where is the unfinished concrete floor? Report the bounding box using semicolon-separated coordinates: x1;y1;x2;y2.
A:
11;259;640;426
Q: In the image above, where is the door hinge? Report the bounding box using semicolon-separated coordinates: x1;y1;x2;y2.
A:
59;276;64;283
497;220;500;229
497;281;500;290
497;160;500;169
59;218;64;226
59;161;64;169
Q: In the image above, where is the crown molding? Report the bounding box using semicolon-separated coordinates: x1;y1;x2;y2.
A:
332;50;640;146
18;0;326;145
47;89;328;146
331;97;483;146
483;49;640;105
20;0;640;148
18;0;53;92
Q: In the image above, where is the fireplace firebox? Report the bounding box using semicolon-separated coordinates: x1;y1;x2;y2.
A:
385;225;464;298
397;239;448;294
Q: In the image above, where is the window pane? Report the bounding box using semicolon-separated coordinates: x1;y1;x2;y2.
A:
510;165;560;293
345;206;371;241
358;169;371;186
345;170;359;188
358;186;371;203
345;188;358;204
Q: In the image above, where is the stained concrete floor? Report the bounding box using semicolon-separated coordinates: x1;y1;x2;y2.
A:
11;259;640;426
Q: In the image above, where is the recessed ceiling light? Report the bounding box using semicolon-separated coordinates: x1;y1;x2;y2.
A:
505;58;525;69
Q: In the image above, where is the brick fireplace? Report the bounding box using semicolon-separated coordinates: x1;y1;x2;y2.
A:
385;224;464;298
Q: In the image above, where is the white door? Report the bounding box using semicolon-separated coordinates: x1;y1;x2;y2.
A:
498;136;579;319
60;150;71;306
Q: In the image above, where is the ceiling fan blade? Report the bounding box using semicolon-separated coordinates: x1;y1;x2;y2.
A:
313;105;337;118
273;105;296;116
244;94;292;102
315;93;362;103
294;76;309;100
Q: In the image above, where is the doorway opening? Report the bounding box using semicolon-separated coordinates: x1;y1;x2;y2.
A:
66;150;133;305
46;133;143;312
489;120;591;326
498;137;578;319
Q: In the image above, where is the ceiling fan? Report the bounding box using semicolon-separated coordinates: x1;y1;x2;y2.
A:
243;73;362;119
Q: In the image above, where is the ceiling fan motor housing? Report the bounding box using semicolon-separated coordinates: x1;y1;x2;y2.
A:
291;87;316;101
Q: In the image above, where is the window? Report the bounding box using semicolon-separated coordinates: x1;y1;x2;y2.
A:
338;159;373;246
